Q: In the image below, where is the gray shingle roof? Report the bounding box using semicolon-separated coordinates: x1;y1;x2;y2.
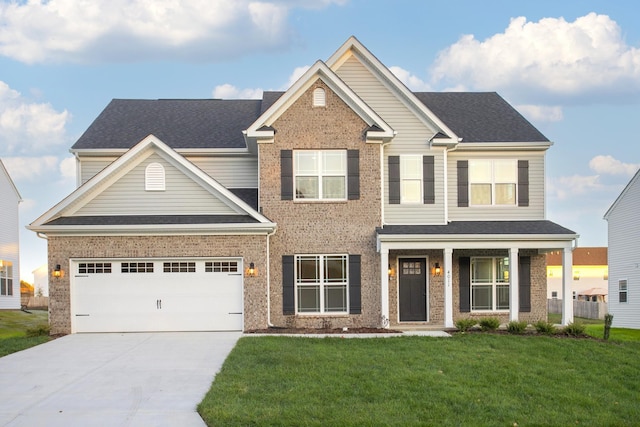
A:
72;91;548;150
414;92;549;143
72;99;263;150
45;215;259;226
377;221;576;236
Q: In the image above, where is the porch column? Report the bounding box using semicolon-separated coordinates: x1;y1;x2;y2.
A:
509;247;520;322
380;248;390;328
561;247;574;325
443;248;454;328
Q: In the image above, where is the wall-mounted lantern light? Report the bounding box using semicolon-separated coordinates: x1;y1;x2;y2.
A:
388;264;395;279
52;264;64;278
432;262;441;277
246;262;258;277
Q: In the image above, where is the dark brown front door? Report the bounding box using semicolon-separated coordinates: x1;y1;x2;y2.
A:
399;258;427;321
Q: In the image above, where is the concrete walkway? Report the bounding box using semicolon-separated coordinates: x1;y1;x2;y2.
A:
0;332;240;427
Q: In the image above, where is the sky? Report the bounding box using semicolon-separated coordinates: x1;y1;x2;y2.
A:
1;0;639;282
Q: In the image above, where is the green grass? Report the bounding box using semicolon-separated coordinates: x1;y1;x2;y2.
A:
0;310;50;357
199;335;640;426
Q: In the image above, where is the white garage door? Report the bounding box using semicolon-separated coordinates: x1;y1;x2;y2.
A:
71;259;243;333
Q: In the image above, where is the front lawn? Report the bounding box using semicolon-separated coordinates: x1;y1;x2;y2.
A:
199;334;640;426
0;310;50;357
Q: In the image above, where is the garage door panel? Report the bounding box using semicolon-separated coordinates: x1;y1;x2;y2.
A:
72;259;243;333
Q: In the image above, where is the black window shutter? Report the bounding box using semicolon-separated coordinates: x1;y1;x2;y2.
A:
281;150;293;200
519;256;531;312
349;255;362;314
423;155;435;204
459;257;471;312
347;150;360;200
282;255;295;315
457;160;469;207
518;160;529;207
389;156;400;204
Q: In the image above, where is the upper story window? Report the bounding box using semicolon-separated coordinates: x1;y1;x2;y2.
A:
0;261;13;296
294;150;346;200
469;159;516;206
401;155;423;203
313;88;326;107
145;163;165;191
471;257;510;311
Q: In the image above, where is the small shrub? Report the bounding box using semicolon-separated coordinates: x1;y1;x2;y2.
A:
604;313;614;340
479;317;501;331
507;321;528;334
455;318;477;332
533;320;556;335
563;322;586;337
25;324;50;337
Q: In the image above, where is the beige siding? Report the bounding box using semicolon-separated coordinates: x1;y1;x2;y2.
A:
336;55;447;224
75;153;239;216
80;159;115;184
447;151;546;221
187;156;258;188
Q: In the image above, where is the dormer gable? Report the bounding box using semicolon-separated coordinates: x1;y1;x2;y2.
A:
245;60;394;144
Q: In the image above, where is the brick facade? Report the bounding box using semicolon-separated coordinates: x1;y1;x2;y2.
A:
47;234;268;335
259;80;383;329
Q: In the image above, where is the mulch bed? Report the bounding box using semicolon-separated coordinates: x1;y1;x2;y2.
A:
245;327;403;334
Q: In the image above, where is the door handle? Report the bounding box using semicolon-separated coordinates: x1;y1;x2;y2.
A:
156;299;162;309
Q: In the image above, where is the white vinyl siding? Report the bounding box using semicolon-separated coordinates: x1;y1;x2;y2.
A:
74;154;241;216
334;55;446;224
448;151;545;221
79;159;116;185
606;173;640;328
0;163;20;309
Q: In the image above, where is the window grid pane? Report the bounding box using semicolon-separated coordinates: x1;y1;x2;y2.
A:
471;257;510;311
295;255;348;313
294;150;346;200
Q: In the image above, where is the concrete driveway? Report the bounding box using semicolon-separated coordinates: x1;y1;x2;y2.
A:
0;332;241;427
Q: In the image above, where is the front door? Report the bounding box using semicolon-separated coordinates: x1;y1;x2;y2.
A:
399;258;427;321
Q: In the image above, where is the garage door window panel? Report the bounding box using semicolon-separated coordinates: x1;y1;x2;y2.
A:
206;261;239;273
163;262;196;273
78;263;112;274
122;262;154;273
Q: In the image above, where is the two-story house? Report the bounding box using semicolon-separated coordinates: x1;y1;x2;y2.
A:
29;37;578;335
0;158;22;310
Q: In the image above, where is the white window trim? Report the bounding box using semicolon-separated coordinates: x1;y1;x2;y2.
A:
469;159;517;207
400;155;422;204
619;279;628;303
293;150;347;201
470;256;510;312
295;254;349;315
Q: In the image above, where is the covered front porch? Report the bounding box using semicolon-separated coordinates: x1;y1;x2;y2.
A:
376;221;579;328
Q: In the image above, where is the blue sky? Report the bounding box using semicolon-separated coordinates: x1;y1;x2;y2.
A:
1;0;639;282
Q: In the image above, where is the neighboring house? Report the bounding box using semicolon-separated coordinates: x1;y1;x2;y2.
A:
546;247;608;301
28;37;578;335
0;158;22;309
32;264;50;297
604;169;640;328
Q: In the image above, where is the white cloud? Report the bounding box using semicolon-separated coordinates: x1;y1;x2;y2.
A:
589;155;640;176
1;156;60;182
212;84;263;100
286;66;311;89
0;81;70;154
0;0;344;64
389;66;432;91
59;156;76;182
515;105;563;122
431;13;640;103
547;174;603;200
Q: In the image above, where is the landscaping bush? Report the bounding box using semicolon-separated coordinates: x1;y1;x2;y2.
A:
454;318;477;332
506;321;528;334
479;317;501;331
25;324;50;337
533;320;556;335
563;322;586;337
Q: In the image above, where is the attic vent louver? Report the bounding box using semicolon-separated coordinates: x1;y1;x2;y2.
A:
145;163;165;191
313;88;326;107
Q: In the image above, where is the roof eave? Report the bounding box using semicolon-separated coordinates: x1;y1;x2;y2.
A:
27;221;277;236
453;141;552;151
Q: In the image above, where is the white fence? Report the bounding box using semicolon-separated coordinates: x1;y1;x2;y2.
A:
547;299;607;320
